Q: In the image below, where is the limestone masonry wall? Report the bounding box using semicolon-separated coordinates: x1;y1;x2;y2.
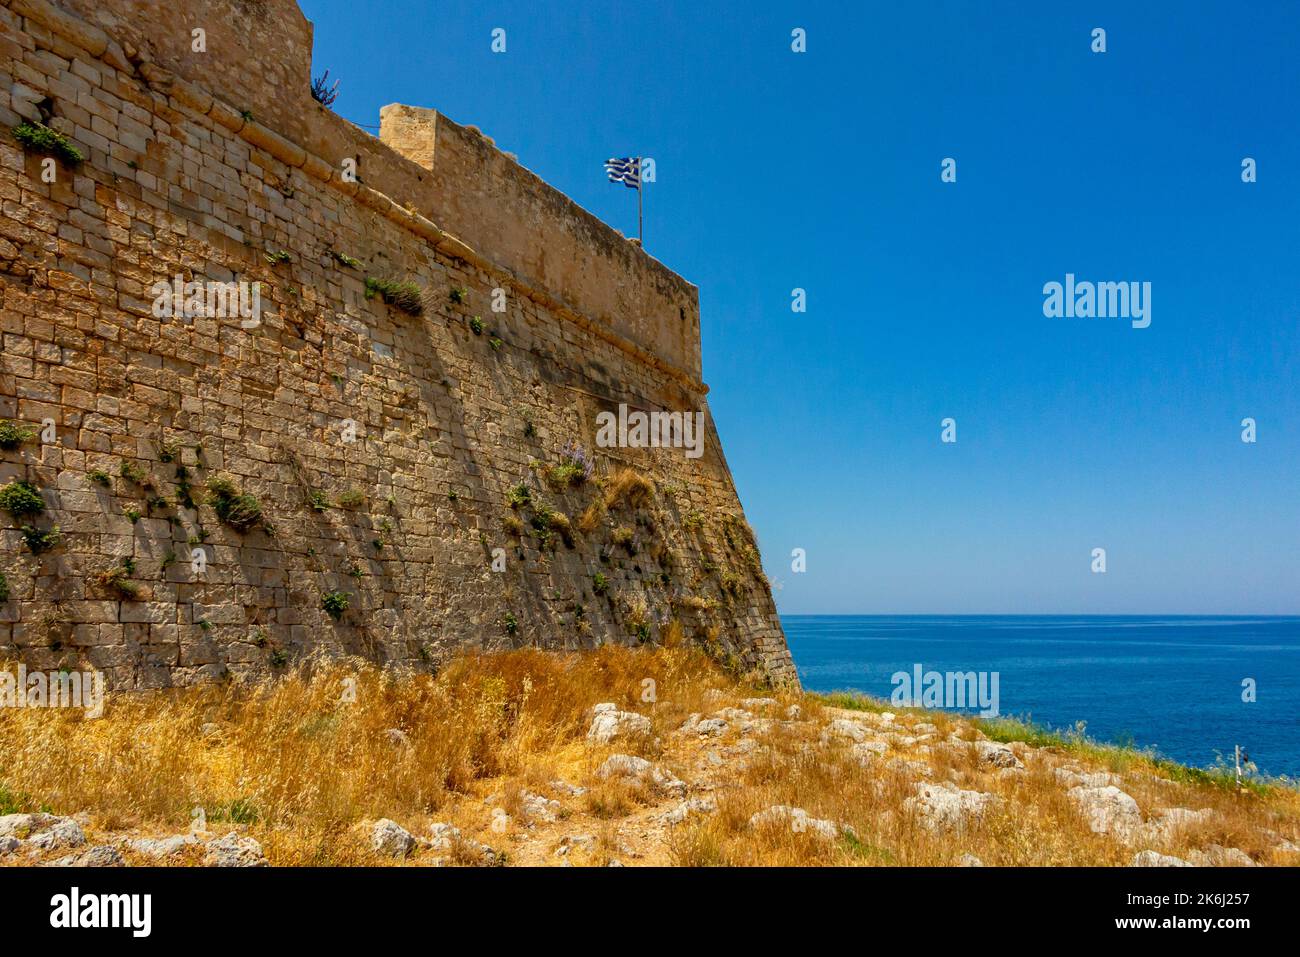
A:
0;0;796;689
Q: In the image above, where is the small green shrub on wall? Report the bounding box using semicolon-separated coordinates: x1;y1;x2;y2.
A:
12;121;83;165
322;590;350;621
20;524;60;554
206;475;264;533
0;480;44;518
0;420;35;450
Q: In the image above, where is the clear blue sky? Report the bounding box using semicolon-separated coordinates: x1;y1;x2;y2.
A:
301;0;1300;615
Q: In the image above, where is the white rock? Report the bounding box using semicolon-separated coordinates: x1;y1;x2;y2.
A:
1054;767;1118;788
661;796;719;826
428;822;463;849
554;833;595;857
714;708;754;723
48;845;124;867
588;704;652;743
24;818;86;852
202;832;267;867
0;836;20;856
1188;844;1256;867
596;753;686;798
370;818;415;857
974;741;1024;769
428;822;499;865
741;697;778;711
679;713;728;737
550;779;587;797
0;813;56;840
739;717;775;736
852;741;888;764
748;805;843;840
785;704;803;720
126;834;198;859
520;791;561;823
1141;806;1214;841
904;781;997;829
1132;850;1191;867
957;853;985;867
887;756;933;778
1068;785;1142;836
827;718;870;743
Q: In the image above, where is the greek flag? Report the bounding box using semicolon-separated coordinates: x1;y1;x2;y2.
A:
605;156;641;189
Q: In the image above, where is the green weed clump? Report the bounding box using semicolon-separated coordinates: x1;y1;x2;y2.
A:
206;475;264;533
12;122;82;165
0;480;44;518
0;420;36;450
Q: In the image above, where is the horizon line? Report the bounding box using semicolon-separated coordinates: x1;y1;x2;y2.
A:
777;612;1300;618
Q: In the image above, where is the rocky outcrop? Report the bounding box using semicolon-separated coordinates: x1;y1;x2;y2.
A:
588;705;653;744
1068;785;1142;836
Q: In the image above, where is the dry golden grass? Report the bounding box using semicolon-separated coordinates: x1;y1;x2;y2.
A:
577;499;604;533
603;468;654;511
2;647;1298;867
0;646;727;865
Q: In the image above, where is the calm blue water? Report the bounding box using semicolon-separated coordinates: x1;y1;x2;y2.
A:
783;615;1300;779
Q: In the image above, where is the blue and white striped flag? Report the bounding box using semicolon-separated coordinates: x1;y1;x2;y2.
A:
605;156;641;189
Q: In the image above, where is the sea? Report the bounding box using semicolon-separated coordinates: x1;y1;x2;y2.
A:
783;615;1300;780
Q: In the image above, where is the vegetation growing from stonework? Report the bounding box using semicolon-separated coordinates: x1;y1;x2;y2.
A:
20;524;60;554
321;590;350;621
118;460;147;484
544;441;593;489
506;483;531;509
0;420;35;450
12;121;83;165
206;475;265;534
93;558;140;600
0;570;9;603
0;480;44;518
310;70;340;107
365;277;424;315
336;489;366;509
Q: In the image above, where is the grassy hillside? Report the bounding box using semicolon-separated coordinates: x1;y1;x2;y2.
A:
1;646;1297;866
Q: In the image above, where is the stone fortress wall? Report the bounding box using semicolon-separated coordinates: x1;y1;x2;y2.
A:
0;0;796;689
